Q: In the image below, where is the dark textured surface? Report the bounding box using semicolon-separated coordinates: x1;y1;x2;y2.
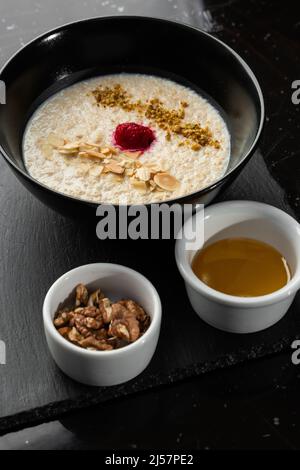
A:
0;0;300;438
1;352;299;450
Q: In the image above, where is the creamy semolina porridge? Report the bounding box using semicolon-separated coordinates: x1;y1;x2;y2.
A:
23;73;230;204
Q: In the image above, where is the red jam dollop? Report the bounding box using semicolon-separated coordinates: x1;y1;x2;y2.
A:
114;122;155;152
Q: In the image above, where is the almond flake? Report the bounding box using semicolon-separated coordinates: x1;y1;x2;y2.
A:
149;180;157;191
58;149;77;155
123;150;142;159
83;142;103;148
78;151;89;158
111;157;126;167
130;178;148;192
58;142;80;151
47;134;65;148
40;143;53;159
109;146;119;155
85;150;106;160
105;161;125;174
153;172;180;191
89;165;104;177
125;168;134;177
144;163;162;174
135;167;151;182
120;158;135;168
101;147;114;155
90;130;102;143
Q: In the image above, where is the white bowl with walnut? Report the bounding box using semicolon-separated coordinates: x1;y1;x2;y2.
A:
43;263;162;386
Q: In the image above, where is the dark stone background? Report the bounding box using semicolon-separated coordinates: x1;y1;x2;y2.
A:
0;0;299;450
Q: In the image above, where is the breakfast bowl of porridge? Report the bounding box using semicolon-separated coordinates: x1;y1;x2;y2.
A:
0;16;264;216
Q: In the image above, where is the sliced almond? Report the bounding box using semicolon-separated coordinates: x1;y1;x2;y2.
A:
80;144;103;153
135;167;151;182
47;133;65;148
83;141;103;149
101;147;113;155
90;130;102;143
57;149;77;155
123;150;142;159
78;151;89;158
89;165;104;177
104;161;125;175
85;150;106;160
149;180;157;192
130;178;148;192
111;157;126;167
58;142;80;151
120;158;136;169
125;168;135;177
40;143;53;159
109;146;119;155
79;144;94;152
144;163;162;175
153;172;180;191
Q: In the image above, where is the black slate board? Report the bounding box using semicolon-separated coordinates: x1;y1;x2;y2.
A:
0;148;298;433
1;0;300;434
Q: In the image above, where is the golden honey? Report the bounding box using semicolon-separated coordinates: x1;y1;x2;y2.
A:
192;237;290;297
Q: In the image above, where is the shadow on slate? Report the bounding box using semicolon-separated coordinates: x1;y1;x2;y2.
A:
0;146;299;434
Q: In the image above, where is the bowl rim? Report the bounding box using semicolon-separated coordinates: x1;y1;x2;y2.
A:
43;262;162;356
0;15;265;207
175;200;300;307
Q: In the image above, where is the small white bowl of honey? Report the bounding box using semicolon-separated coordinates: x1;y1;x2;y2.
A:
175;201;300;333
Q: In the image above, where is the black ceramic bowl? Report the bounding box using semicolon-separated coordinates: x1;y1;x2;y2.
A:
0;16;264;217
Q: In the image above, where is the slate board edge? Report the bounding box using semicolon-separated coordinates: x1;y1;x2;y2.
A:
0;334;293;435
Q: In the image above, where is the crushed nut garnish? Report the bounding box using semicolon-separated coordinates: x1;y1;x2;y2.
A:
53;283;151;351
91;84;220;150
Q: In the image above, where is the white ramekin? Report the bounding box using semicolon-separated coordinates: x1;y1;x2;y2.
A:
175;201;300;334
43;263;161;386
